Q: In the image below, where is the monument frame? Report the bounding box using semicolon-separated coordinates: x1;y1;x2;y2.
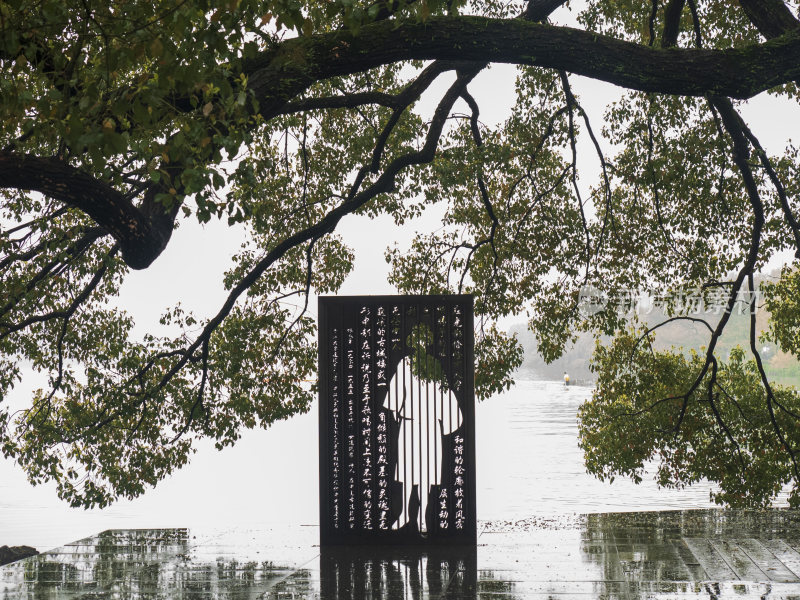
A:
318;295;476;546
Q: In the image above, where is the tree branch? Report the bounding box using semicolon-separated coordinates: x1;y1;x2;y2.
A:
746;272;800;481
459;88;499;295
245;15;800;120
523;0;568;20
6;9;799;274
737;116;800;258
71;67;482;440
0;228;104;327
738;0;800;39
0;153;171;269
277;91;402;115
29;245;120;426
661;0;686;48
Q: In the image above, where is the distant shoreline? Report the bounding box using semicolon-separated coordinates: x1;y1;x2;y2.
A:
511;374;596;388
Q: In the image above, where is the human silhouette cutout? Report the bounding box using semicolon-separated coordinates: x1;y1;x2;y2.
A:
382;354;461;532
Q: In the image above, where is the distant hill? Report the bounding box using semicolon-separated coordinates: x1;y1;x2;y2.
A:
509;291;800;388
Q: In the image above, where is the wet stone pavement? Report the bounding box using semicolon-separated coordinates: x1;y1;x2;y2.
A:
3;510;800;599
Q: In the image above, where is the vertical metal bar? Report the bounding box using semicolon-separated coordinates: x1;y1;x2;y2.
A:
447;301;453;532
464;295;477;543
368;304;376;530
390;306;396;530
347;306;357;532
369;302;375;530
393;310;399;529
433;305;439;497
408;305;415;530
392;329;399;530
334;323;343;531
370;302;378;530
418;302;423;532
318;298;329;543
457;305;462;430
447;302;453;446
356;305;363;531
425;305;431;533
401;304;407;527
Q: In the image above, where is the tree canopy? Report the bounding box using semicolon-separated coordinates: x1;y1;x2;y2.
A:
2;0;800;508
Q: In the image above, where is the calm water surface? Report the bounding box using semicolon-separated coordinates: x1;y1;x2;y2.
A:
0;379;768;550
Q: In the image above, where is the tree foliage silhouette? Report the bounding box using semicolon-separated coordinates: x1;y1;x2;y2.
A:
2;0;800;507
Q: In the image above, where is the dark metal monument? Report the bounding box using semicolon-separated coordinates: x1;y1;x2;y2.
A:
318;295;476;545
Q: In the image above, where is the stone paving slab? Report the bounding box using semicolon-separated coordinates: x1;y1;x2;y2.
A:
3;510;800;599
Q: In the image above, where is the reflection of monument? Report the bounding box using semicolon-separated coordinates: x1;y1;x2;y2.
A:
383;355;462;532
320;545;478;600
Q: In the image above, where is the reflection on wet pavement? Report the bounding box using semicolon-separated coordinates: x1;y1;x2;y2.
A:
3;510;800;598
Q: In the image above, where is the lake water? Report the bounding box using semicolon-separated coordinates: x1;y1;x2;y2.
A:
0;379;762;550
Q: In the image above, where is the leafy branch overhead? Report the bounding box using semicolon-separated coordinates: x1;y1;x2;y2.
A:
1;0;800;507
